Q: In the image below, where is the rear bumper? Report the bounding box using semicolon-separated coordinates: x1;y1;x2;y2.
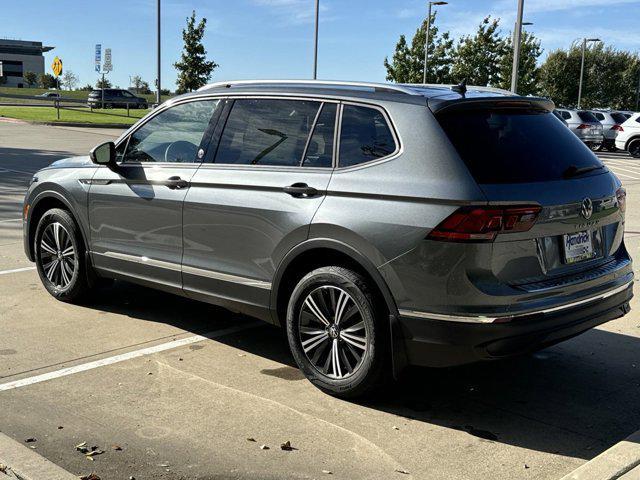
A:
397;280;633;367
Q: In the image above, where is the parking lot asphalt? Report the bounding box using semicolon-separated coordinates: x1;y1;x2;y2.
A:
1;121;639;480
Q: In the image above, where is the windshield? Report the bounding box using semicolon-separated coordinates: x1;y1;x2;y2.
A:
437;109;604;184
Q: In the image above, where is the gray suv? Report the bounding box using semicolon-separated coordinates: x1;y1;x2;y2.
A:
88;89;148;109
23;80;633;397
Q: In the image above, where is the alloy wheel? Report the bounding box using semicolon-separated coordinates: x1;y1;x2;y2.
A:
39;222;76;289
298;286;369;379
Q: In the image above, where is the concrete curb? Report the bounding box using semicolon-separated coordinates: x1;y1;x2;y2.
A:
0;433;78;480
39;121;132;128
560;430;640;480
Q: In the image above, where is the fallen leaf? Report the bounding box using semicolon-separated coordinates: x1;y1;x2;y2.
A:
395;469;410;475
57;426;64;430
524;464;530;469
392;426;400;430
112;445;123;451
24;437;36;443
260;445;269;450
246;438;256;442
158;463;170;467
85;450;104;457
322;470;333;475
86;456;94;462
0;463;6;474
80;474;101;480
75;442;87;450
280;441;296;451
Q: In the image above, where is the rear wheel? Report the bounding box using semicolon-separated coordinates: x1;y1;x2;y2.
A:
629;139;640;158
286;266;389;398
589;142;603;152
34;208;90;303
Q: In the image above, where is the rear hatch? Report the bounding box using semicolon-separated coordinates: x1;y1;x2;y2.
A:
432;98;628;300
576;110;604;138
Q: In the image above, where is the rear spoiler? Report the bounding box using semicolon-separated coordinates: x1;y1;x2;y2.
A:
429;96;555;114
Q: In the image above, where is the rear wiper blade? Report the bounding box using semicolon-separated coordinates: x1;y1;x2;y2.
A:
563;164;604;179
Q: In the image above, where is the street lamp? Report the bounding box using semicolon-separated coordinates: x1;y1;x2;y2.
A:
156;0;161;104
577;37;600;109
510;0;526;93
423;1;448;85
313;0;319;79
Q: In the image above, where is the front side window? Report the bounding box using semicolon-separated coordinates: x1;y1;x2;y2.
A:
215;99;320;166
123;100;218;163
338;105;397;167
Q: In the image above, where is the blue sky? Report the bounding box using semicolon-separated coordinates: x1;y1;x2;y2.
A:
4;0;640;90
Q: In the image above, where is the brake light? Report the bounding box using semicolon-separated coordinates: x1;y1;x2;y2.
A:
427;206;542;242
616;187;626;214
577;124;591;130
611;125;624;132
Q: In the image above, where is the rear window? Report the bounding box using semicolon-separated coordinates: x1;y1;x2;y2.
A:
578;111;598;123
611;113;627;124
437;109;603;184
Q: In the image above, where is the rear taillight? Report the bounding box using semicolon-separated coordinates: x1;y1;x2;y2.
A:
617;187;626;214
577;124;591;130
427;206;542;242
611;125;624;132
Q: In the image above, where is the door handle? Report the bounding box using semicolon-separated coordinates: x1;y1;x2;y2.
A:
165;176;189;190
283;183;318;198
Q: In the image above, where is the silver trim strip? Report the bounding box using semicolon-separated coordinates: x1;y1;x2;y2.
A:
94;251;271;290
398;279;633;324
182;265;271;290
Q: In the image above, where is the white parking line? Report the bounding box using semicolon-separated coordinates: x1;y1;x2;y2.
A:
0;322;262;392
0;266;36;276
604;166;640;179
0;218;22;223
0;167;34;176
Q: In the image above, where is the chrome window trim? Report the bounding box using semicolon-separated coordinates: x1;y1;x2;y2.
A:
93;251;271;290
398;279;633;324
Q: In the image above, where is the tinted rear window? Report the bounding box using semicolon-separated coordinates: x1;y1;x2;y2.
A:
611;113;627;124
578;111;598;122
437;109;603;184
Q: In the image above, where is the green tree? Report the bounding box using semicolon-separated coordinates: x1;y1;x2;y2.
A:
79;83;93;91
496;30;543;95
450;16;507;87
39;73;58;89
540;42;640;109
174;11;218;93
23;71;38;87
384;12;454;84
96;77;112;89
131;75;151;94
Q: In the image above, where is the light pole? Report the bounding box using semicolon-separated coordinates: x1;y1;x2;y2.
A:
156;0;161;105
510;0;526;93
577;37;600;109
313;0;319;79
423;1;448;85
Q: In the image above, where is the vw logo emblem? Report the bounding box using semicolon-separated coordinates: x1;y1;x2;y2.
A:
580;198;593;220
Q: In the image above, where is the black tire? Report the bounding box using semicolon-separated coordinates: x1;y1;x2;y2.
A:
34;208;90;303
286;266;389;398
590;142;603;152
629;139;640;158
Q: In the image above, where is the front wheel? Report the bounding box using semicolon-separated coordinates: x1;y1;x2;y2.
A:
629;139;640;158
34;208;90;303
286;266;389;398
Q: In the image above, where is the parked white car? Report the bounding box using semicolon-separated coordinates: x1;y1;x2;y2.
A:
590;111;628;151
615;113;640;158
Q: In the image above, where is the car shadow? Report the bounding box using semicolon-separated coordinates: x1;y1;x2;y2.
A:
83;279;640;461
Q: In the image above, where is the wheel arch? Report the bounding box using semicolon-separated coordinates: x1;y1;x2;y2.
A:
26;190;88;261
271;239;399;327
625;135;640;150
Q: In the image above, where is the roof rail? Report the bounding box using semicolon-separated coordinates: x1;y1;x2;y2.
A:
400;83;514;96
197;79;422;96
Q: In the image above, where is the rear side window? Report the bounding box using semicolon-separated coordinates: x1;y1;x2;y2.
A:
339;105;397;167
561;111;571;120
437;109;603;184
578;111;598;122
303;103;336;168
593;112;605;121
215;99;320;166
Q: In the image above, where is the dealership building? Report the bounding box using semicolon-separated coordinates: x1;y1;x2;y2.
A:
0;39;54;87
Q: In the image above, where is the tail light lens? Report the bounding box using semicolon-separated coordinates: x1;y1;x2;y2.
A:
577;124;591;130
617;187;626;214
427;206;542;242
611;125;624;132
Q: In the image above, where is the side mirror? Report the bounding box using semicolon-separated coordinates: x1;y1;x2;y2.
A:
89;141;116;166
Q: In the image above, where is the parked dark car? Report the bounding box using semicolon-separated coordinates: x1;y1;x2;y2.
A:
24;80;632;398
88;89;148;109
